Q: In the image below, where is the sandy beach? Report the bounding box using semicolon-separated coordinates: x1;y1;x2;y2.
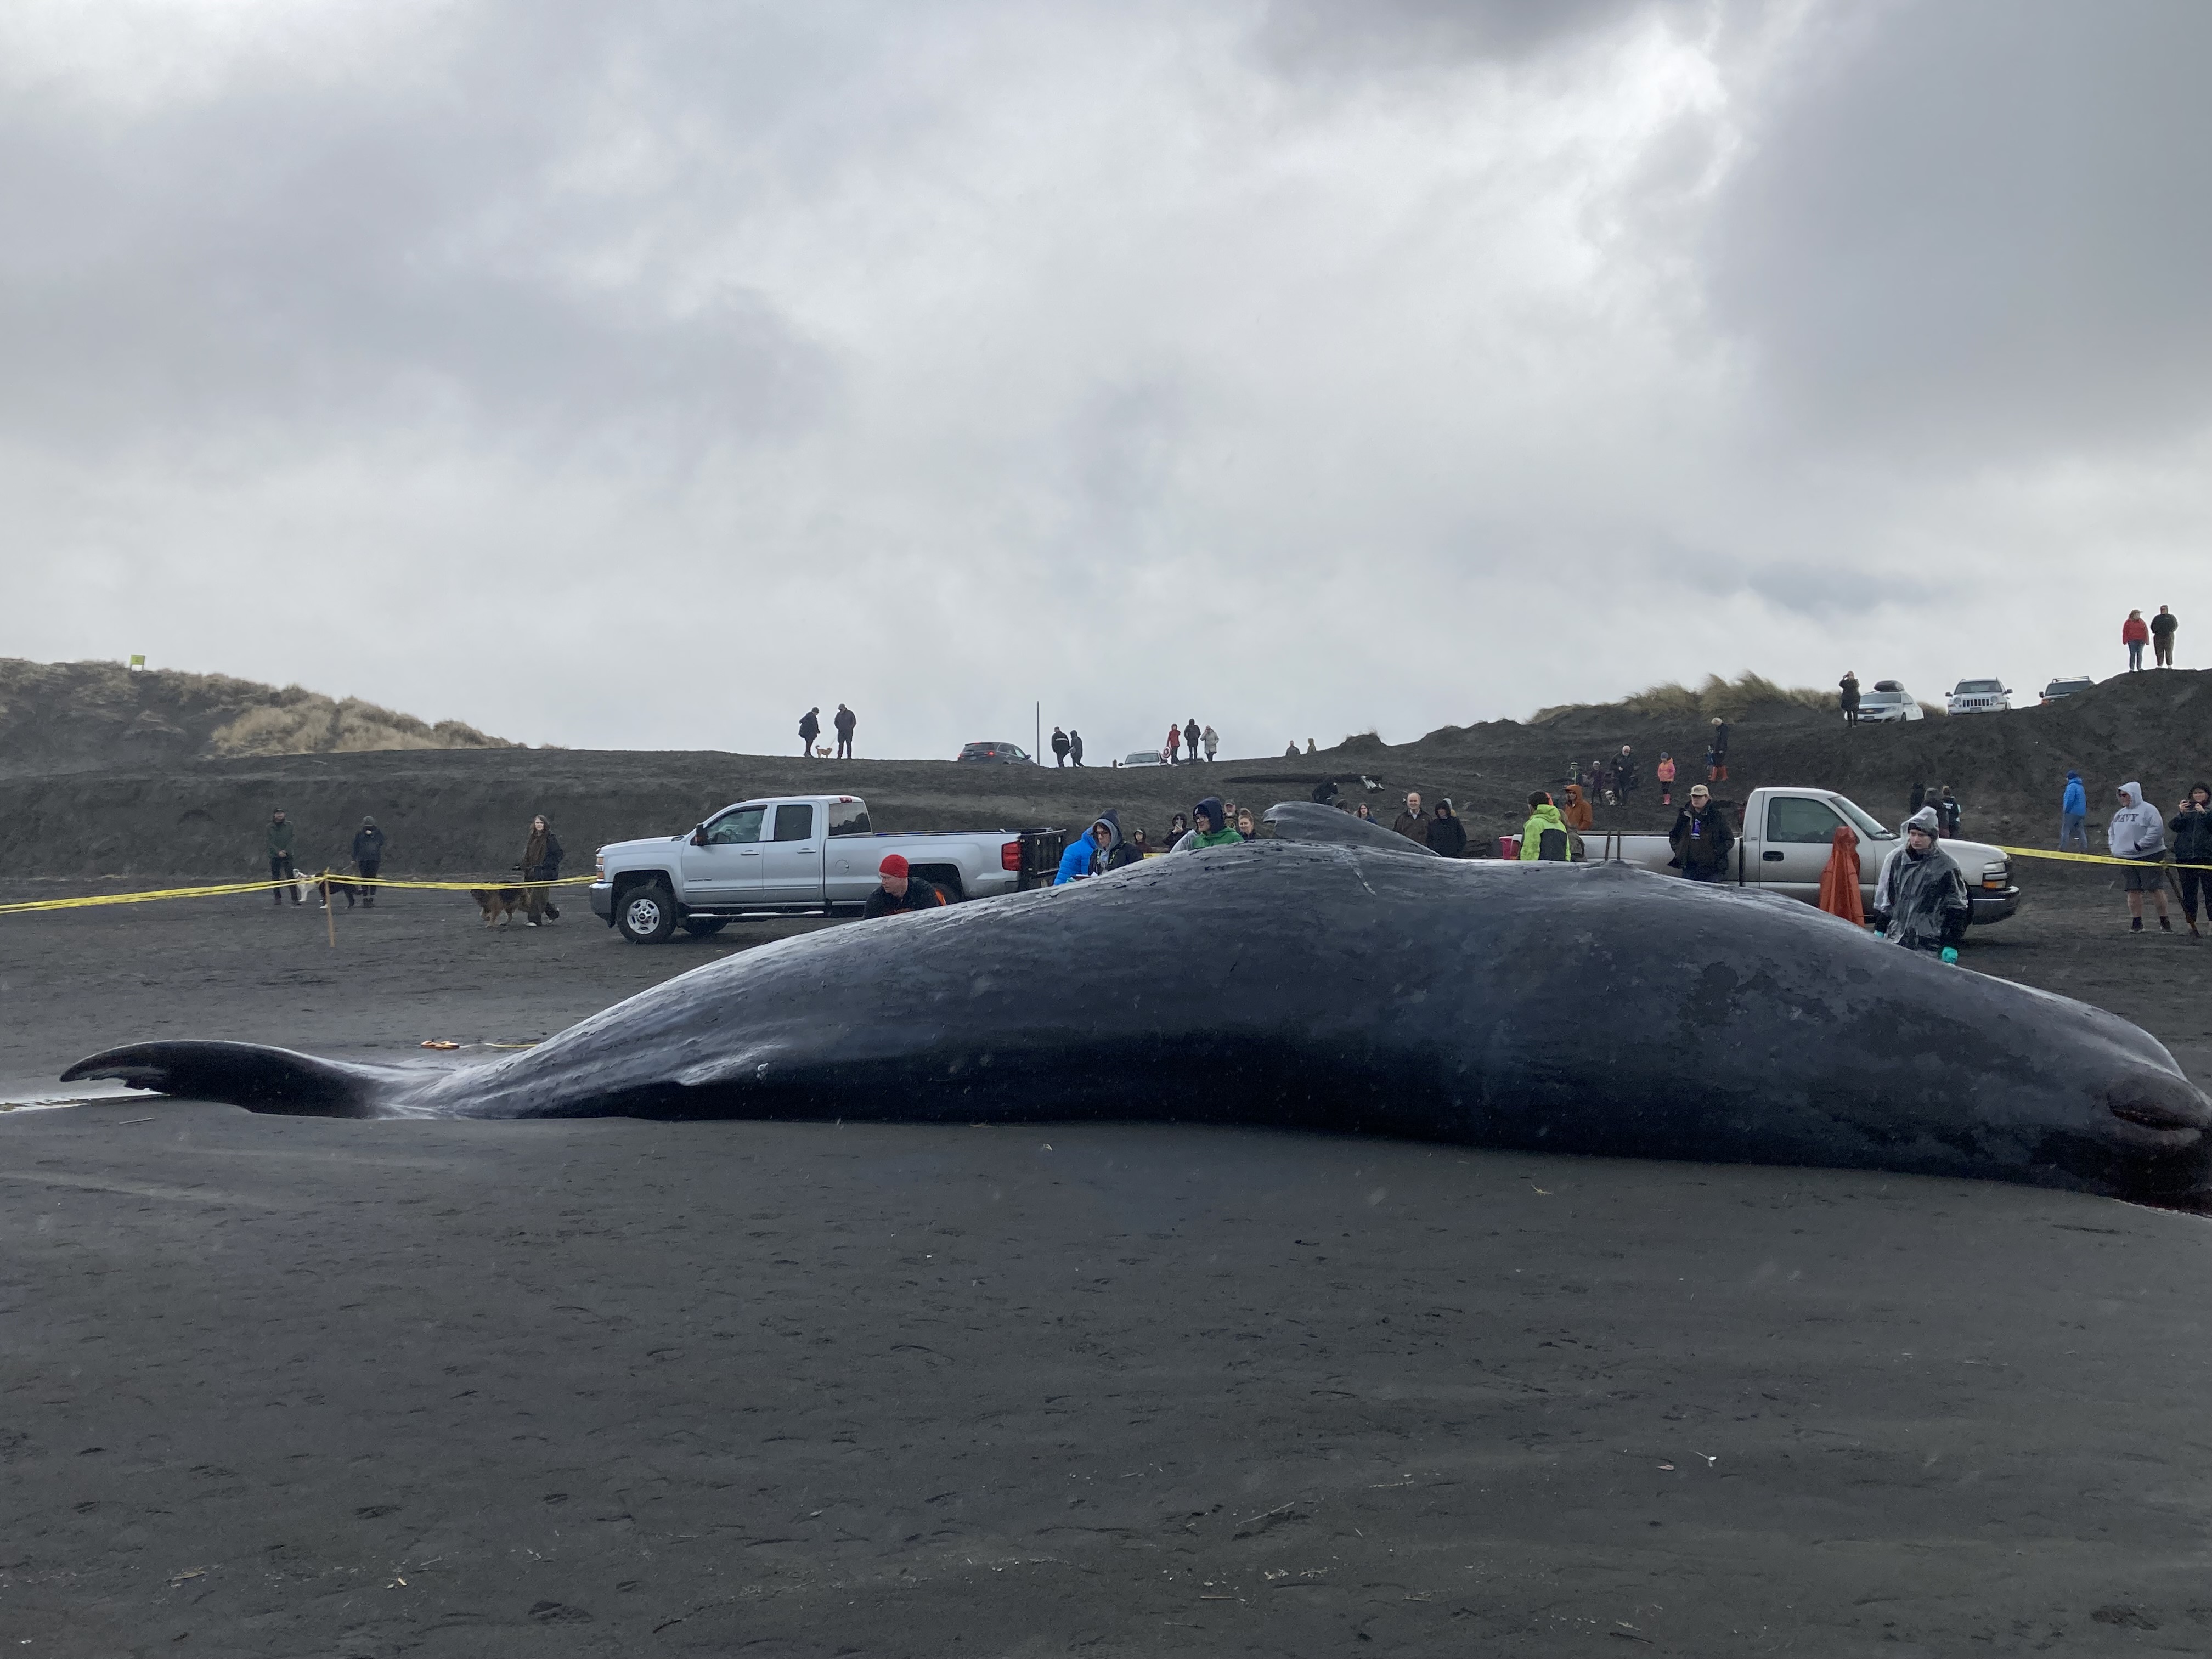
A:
1;859;2207;1654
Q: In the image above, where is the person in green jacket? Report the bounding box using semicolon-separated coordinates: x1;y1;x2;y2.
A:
1177;797;1246;850
266;809;301;905
1518;792;1573;862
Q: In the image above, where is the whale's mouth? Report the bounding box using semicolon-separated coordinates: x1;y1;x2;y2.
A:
2108;1099;2207;1134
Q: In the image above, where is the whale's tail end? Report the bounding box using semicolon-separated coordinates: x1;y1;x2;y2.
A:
61;1041;397;1118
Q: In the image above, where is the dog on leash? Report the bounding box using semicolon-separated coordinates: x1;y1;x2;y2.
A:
314;871;360;910
470;886;528;927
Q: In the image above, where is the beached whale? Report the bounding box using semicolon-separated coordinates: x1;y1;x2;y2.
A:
62;838;2211;1204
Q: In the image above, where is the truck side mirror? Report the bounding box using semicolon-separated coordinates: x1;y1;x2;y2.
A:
691;827;708;846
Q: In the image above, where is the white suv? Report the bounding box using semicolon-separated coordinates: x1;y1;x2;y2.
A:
1945;678;2012;716
1854;680;1925;723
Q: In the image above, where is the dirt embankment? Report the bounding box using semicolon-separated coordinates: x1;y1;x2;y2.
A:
0;658;520;777
0;670;2202;881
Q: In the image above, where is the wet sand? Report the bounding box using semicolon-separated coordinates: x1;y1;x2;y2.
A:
1;868;2207;1655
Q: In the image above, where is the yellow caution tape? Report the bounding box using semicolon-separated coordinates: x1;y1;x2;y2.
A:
0;872;595;917
1993;846;2211;871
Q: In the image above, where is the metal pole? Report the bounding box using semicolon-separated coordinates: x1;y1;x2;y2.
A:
1035;701;1041;763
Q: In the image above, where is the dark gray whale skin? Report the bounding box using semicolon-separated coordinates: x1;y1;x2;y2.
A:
63;840;2212;1204
1260;800;1438;855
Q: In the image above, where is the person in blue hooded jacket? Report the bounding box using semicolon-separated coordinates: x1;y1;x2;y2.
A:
2059;771;2088;851
1054;809;1137;884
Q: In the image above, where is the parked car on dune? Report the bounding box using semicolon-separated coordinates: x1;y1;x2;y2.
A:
2039;676;2094;704
1945;678;2012;715
1853;680;1925;723
1117;751;1167;767
956;741;1036;764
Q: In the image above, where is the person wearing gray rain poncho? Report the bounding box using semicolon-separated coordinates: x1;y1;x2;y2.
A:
1871;806;1971;958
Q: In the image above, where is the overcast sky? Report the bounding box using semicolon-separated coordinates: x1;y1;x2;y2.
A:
2;0;2205;757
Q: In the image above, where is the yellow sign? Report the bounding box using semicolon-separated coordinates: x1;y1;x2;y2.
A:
128;654;146;670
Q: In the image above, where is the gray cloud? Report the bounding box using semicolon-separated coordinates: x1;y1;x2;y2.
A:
1705;0;2212;461
1252;0;1684;75
0;0;2202;758
0;4;834;461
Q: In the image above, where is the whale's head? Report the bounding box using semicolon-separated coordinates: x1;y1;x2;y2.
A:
1982;982;2212;1207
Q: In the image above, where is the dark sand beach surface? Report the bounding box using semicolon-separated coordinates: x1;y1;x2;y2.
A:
2;673;2208;1655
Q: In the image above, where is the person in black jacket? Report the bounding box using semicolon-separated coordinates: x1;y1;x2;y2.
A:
861;854;947;918
1934;785;1962;838
1426;799;1469;859
2172;783;2211;938
1068;730;1085;766
351;816;385;906
798;707;822;757
1184;718;1203;762
521;815;563;926
1707;718;1730;782
1051;726;1070;766
1839;671;1861;724
1668;785;1734;882
833;703;856;759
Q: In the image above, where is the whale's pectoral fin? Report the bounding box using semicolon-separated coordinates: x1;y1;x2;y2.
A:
60;1041;396;1118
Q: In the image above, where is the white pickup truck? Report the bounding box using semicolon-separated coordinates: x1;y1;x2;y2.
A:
589;794;1066;943
1577;785;2021;927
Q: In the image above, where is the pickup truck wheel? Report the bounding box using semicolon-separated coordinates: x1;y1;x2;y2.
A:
681;917;728;938
616;882;678;944
912;866;963;901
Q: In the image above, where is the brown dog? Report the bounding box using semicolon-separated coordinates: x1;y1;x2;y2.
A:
471;887;527;927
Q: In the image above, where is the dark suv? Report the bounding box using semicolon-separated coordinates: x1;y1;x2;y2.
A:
956;741;1035;764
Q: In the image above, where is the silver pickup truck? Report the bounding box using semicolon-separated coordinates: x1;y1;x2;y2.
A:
1577;785;2020;927
589;794;1065;943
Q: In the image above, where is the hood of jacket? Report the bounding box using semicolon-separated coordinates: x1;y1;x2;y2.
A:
1193;797;1226;833
1090;809;1124;852
2108;783;2165;857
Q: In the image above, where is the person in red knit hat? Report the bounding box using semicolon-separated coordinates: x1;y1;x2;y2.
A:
862;853;948;918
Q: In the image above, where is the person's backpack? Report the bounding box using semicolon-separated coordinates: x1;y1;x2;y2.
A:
1537;827;1568;861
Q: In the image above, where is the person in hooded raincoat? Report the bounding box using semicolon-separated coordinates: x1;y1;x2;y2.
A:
2109;781;2171;932
1815;823;1864;924
2059;770;2089;851
1518;793;1572;861
1871;806;1969;956
1560;783;1594;831
1426;799;1469;859
1173;797;1245;851
1053;809;1138;883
